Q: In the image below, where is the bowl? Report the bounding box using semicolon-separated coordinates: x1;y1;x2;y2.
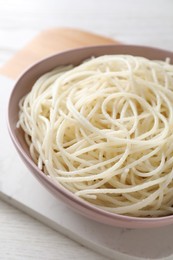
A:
8;44;173;229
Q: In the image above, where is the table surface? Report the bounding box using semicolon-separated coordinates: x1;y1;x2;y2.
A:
0;0;173;259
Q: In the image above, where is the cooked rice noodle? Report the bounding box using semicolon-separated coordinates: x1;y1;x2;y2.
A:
18;55;173;217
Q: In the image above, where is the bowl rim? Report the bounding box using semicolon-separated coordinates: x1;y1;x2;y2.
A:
7;44;173;227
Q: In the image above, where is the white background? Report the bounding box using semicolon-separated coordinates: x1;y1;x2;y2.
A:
0;0;173;259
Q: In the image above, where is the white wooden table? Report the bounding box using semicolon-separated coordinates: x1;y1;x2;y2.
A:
0;0;173;259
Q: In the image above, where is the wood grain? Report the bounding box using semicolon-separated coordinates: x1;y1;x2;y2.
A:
0;28;117;79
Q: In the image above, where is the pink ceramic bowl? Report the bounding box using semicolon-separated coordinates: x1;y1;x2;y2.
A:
8;45;173;229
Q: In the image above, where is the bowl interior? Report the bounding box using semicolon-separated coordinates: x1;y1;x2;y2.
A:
8;45;173;228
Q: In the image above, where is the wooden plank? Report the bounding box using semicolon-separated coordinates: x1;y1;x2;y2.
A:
0;28;117;79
